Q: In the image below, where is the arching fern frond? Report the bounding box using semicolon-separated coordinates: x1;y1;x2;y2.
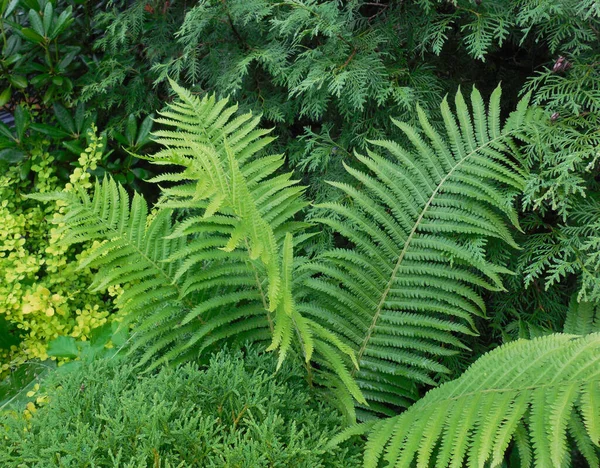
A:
144;82;363;401
302;86;534;417
352;332;600;468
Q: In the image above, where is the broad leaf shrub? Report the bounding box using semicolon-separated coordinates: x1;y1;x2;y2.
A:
0;347;362;467
0;129;118;372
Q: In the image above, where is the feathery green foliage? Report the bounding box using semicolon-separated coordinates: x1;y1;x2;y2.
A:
0;347;362;467
301;86;534;417
340;332;600;468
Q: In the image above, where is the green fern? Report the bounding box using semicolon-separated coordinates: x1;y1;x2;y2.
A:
146;81;363;400
564;297;600;335
336;332;600;468
301;86;534;417
32;83;364;403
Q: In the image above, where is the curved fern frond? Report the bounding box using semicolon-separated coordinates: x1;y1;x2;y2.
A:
302;86;533;415
355;333;600;468
143;84;364;396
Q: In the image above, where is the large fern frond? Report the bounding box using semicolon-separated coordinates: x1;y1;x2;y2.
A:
302;86;533;416
144;82;364;401
347;333;600;468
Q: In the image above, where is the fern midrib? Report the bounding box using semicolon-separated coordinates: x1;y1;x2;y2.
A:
414;377;600;409
354;133;515;368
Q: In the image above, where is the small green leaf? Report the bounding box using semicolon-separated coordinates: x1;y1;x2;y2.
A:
0;121;14;140
0;88;10;107
8;74;27;89
30;73;50;86
125;114;137;145
63;140;83;154
19;27;44;44
47;336;79;359
57;50;77;70
14;105;28;140
19;157;32;180
90;323;112;349
50;6;72;39
42;2;53;36
27;9;45;38
74;102;85;132
4;0;19;17
136;113;154;146
30;122;69;138
0;149;23;164
131;167;150;180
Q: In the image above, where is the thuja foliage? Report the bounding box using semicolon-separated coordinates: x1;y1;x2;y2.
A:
0;347;361;467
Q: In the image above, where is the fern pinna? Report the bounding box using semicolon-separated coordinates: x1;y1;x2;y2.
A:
301;86;533;417
337;332;600;468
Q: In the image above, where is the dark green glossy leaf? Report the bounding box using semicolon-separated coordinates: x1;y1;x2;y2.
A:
19;27;44;43
0;121;14;140
30;122;69;138
27;9;45;38
19;157;32;180
51;6;72;39
63;140;83;154
42;2;52;36
125;114;137;145
8;74;27;89
14;105;27;140
0;88;10;107
131;167;150;180
136;113;154;146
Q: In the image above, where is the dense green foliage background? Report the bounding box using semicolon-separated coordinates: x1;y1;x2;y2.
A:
1;0;599;466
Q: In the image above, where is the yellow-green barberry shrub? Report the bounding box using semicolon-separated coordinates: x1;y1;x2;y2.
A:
0;128;119;373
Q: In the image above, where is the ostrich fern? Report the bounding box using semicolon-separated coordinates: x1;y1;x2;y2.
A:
32;82;363;402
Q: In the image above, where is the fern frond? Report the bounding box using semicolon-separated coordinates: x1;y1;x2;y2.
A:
358;333;600;468
302;85;533;414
